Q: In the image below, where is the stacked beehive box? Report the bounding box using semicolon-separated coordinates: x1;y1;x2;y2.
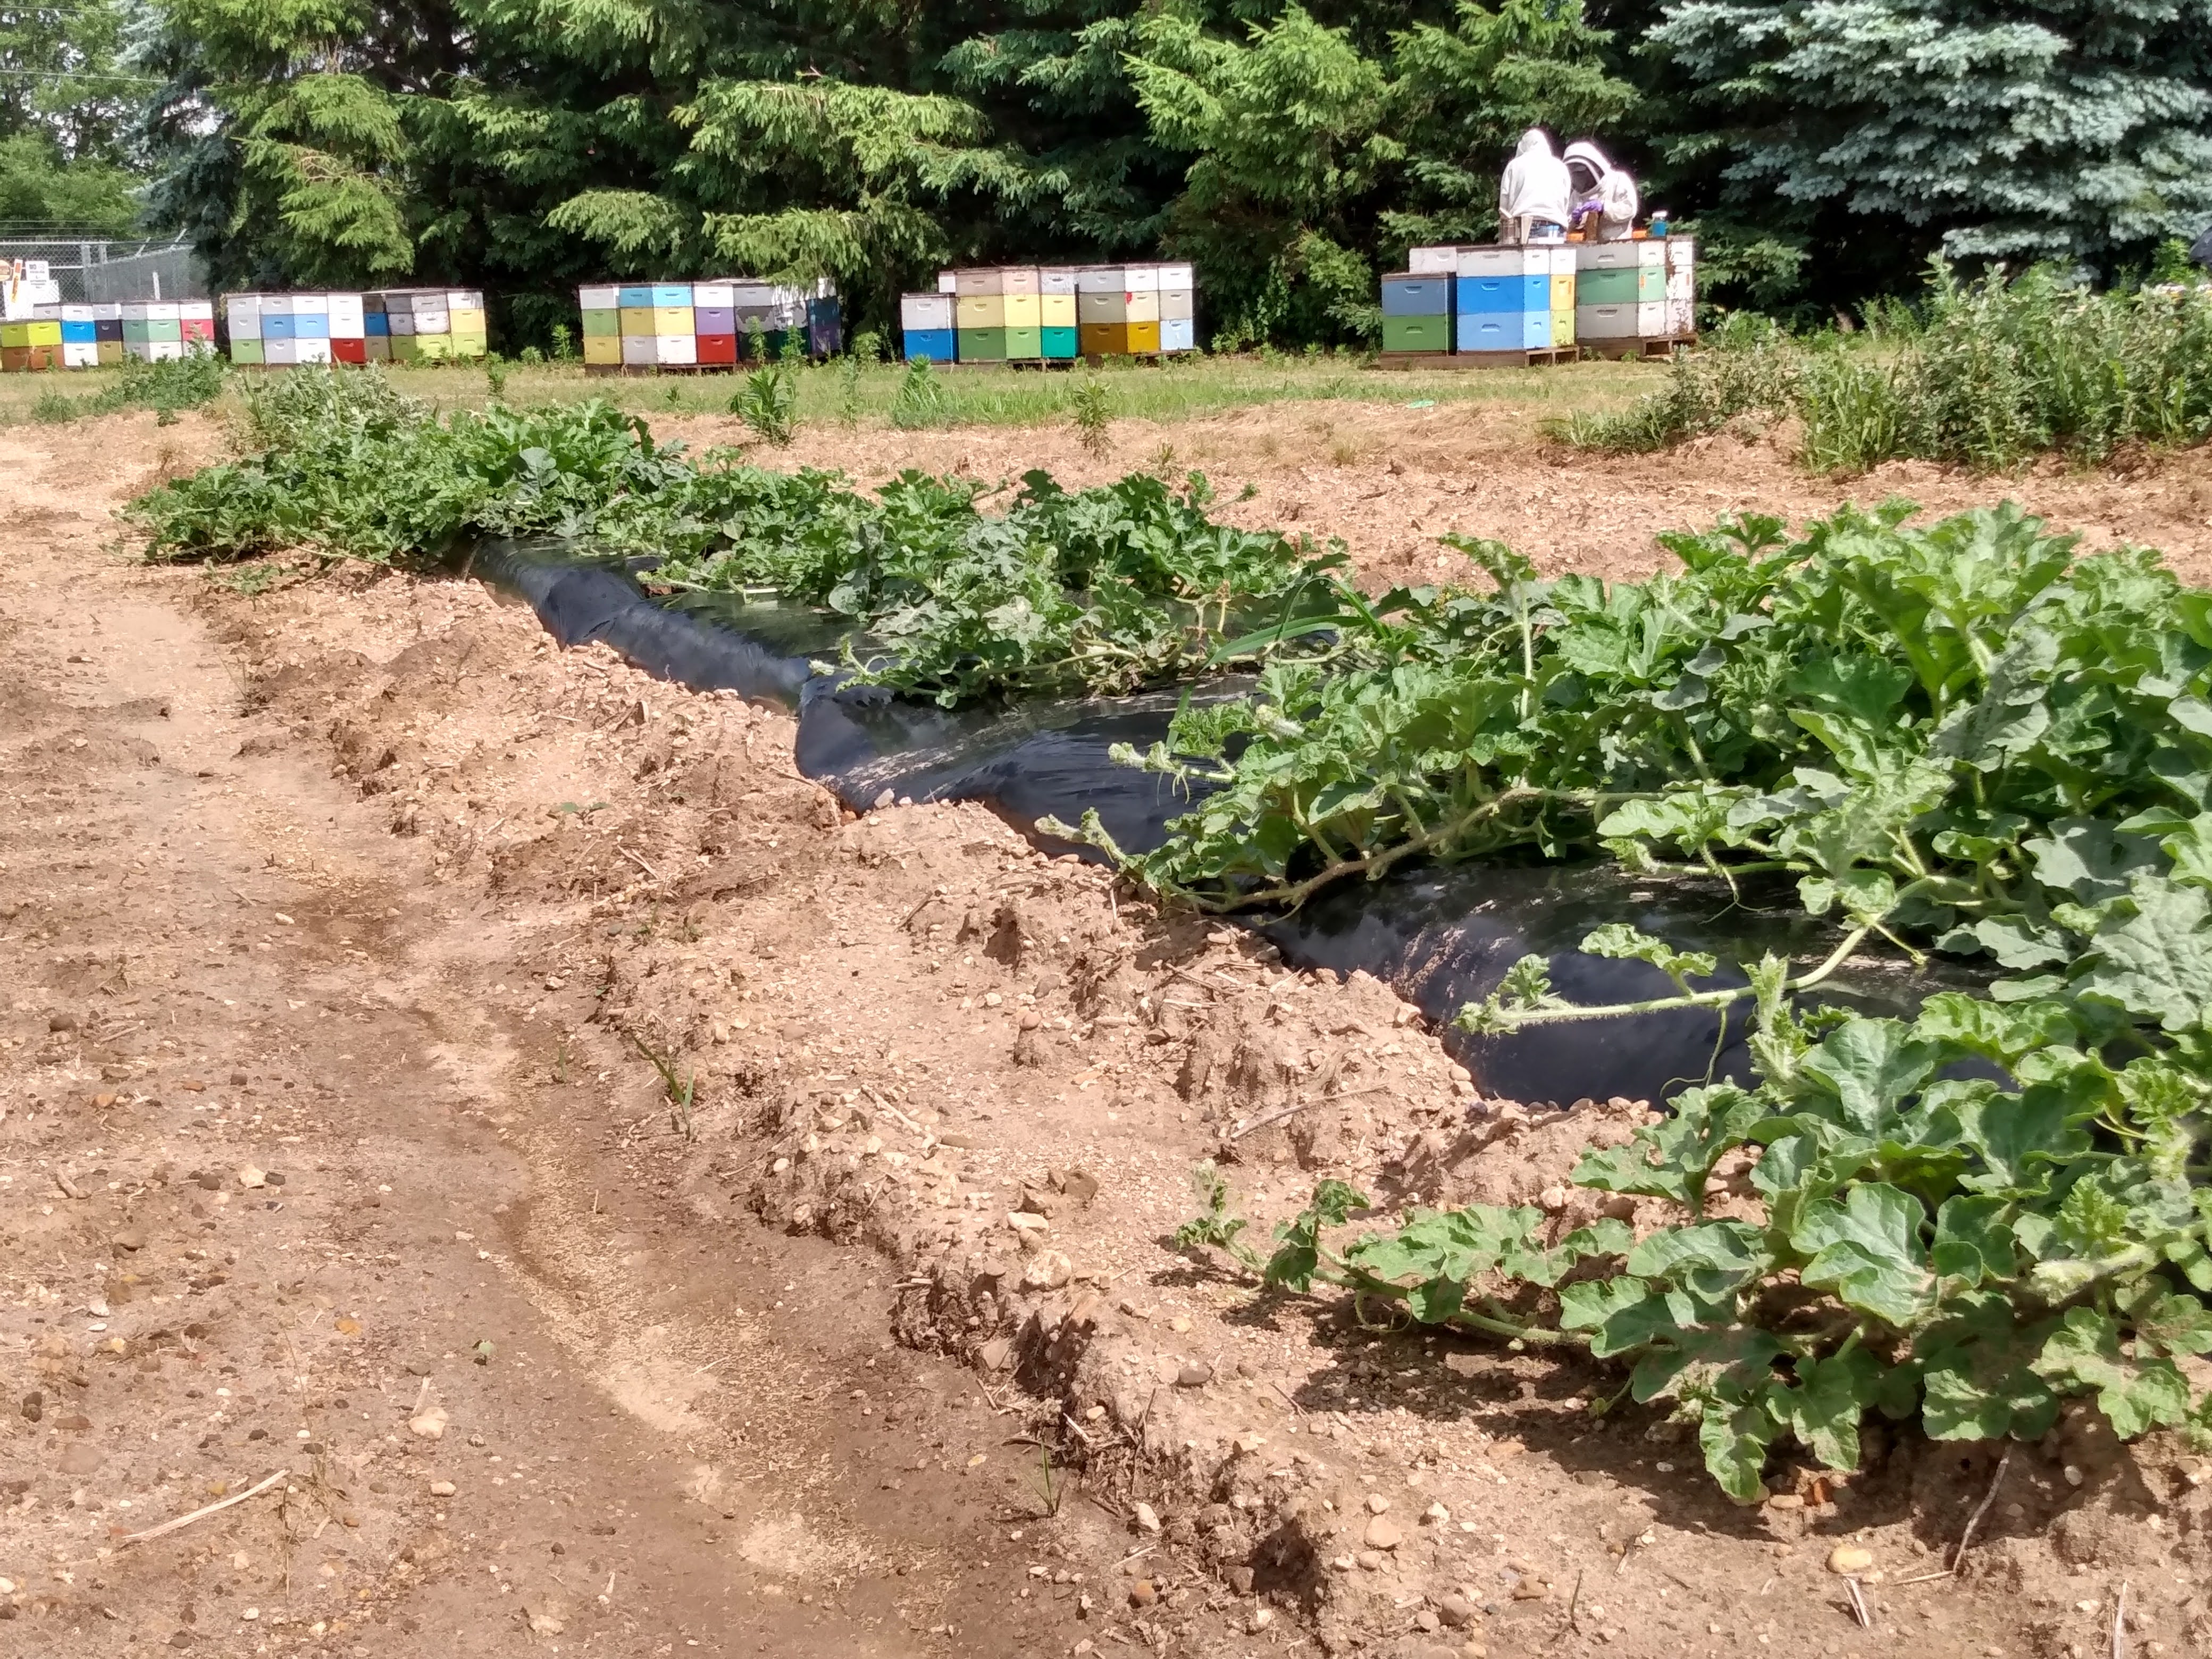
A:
1664;239;1696;339
899;290;956;362
1454;248;1571;353
1;308;61;371
576;280;839;370
225;295;331;365
1380;272;1452;354
1574;242;1665;343
368;289;488;361
900;263;1191;363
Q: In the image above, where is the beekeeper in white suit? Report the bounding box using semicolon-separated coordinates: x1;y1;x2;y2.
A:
1564;140;1639;239
1496;129;1572;244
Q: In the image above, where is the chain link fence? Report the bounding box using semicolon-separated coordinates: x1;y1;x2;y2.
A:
0;236;209;304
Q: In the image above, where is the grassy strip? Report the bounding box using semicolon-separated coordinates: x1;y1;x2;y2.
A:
1559;263;2212;472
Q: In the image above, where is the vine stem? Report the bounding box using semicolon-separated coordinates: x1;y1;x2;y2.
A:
1466;926;1871;1032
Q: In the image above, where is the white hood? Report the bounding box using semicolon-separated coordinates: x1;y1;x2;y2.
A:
1499;129;1572;227
1563;140;1639;237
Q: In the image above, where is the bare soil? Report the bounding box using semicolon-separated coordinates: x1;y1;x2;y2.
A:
5;406;2211;1659
688;397;2212;590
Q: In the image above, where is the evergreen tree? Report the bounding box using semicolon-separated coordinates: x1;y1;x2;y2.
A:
1653;0;2212;277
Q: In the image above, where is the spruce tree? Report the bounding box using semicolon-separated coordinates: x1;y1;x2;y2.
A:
1653;0;2212;271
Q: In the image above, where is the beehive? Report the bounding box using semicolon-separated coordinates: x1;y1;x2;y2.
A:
1454;248;1553;352
916;262;1197;362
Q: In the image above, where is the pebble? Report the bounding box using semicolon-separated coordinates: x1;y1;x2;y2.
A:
1020;1012;1042;1030
1355;1550;1384;1571
1128;1581;1156;1608
1175;1363;1211;1388
1365;1494;1390;1514
1133;1502;1161;1534
1415;1610;1440;1633
1247;1608;1272;1634
1364;1516;1402;1551
429;1480;456;1497
1019;1252;1073;1291
237;1165;266;1191
1437;1593;1474;1628
111;1228;146;1253
1767;1494;1805;1511
1423;1502;1450;1524
1826;1544;1873;1576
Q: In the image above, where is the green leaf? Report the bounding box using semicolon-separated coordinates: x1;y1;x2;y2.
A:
2073;876;2212;1032
1929;1195;2016;1290
1791;1184;1933;1326
1696;1386;1780;1503
2131;1291;2212;1359
1779;1347;1889;1470
1796;1019;1942;1137
1580;923;1717;985
1625;1221;1772;1289
2033;1306;2195;1439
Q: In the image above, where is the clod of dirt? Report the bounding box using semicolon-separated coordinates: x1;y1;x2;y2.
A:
112;1227;146;1252
237;1164;266;1189
1175;1363;1211;1388
409;1405;450;1439
47;1011;78;1032
1827;1544;1873;1574
1128;1581;1157;1607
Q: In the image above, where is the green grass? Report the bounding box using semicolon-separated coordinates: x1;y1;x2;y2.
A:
0;349;1669;433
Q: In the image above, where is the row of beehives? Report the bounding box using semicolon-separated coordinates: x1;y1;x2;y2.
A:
222;290;489;364
2;301;215;372
576;280;841;368
1381;240;1696;353
899;264;1197;363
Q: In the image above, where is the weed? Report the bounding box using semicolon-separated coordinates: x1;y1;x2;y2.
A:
732;363;798;445
485;358;508;399
837;350;865;426
211;561;283;596
624;1028;697;1141
891;357;946;429
552;1036;572;1084
32;388;78;423
1071;374;1111;456
549;322;575;361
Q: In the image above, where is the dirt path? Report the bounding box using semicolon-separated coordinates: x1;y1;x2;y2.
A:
0;423;1137;1656
7;410;2209;1659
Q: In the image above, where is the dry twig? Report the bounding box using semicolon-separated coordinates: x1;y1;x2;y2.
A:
1951;1448;2010;1571
120;1468;289;1547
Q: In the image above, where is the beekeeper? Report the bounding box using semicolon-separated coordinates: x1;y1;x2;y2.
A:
1564;141;1639;240
1496;129;1572;244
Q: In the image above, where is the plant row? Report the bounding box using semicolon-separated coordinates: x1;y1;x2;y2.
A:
1157;498;2212;1495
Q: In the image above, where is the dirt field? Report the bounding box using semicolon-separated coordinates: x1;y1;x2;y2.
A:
5;403;2210;1659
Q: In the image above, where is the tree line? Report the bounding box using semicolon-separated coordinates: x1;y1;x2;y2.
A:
4;0;2209;345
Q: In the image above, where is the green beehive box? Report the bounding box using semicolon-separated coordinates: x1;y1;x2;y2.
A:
1381;314;1451;353
1638;265;1665;303
230;338;265;365
1577;266;1640;306
1042;325;1077;359
1004;325;1043;360
580;308;620;338
959;326;1009;362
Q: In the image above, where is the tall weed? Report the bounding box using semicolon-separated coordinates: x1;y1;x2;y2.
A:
1566;261;2212;474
